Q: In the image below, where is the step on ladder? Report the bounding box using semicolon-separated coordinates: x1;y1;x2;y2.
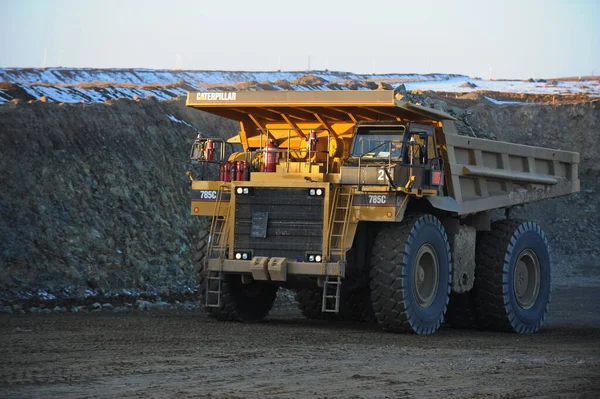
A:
204;185;231;307
328;186;355;260
205;271;223;307
322;186;354;313
322;276;342;313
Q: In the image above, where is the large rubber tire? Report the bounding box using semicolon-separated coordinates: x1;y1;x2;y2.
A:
474;220;551;334
195;227;278;322
295;288;338;321
295;286;376;323
344;287;377;323
370;214;452;334
295;223;376;323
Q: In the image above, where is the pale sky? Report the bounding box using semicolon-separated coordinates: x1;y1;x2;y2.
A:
0;0;598;79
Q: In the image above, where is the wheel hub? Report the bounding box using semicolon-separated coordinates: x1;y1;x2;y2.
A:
513;249;541;309
417;267;425;283
413;244;439;308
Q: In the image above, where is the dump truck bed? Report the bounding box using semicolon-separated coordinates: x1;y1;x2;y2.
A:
186;90;580;214
439;128;580;214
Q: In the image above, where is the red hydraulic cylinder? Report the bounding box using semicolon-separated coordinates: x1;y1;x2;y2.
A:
219;161;231;182
236;161;246;181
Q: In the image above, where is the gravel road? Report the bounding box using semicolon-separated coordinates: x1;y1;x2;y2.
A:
1;285;599;399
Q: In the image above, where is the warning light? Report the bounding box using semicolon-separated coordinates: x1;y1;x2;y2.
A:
194;207;199;213
387;211;393;218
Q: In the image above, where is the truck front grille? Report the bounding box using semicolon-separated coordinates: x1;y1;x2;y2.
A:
234;187;324;260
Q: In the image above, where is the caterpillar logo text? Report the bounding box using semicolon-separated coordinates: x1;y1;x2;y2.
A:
196;92;237;101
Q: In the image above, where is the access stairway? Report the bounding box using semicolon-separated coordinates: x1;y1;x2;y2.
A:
204;186;231;307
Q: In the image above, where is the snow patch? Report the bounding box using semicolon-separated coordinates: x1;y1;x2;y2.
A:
167;114;193;127
483;96;533;105
0;89;11;104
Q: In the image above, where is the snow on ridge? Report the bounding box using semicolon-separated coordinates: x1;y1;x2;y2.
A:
0;67;466;85
2;67;598;105
16;83;190;103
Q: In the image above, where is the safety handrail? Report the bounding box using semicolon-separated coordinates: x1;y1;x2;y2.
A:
190;137;226;162
256;127;332;174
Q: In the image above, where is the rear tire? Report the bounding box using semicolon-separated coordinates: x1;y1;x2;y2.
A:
195;226;278;322
474;220;551;333
370;214;452;334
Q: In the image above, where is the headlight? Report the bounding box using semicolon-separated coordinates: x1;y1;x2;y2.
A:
306;253;323;262
316;188;323;196
235;251;252;260
309;189;316;196
236;187;253;195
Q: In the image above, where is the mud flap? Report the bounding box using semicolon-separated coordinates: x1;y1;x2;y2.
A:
426;196;462;214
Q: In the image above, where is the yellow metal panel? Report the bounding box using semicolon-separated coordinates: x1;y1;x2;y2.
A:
352;205;396;222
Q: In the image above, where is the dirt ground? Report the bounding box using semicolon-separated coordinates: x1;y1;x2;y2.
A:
1;285;599;399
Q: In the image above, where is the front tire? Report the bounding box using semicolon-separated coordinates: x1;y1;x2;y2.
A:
295;285;375;323
296;223;376;323
195;227;278;322
198;273;278;321
369;214;452;334
474;220;551;333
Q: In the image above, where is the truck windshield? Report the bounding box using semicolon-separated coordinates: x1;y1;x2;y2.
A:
352;132;404;159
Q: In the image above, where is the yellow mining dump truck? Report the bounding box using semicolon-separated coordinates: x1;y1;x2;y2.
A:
185;90;579;335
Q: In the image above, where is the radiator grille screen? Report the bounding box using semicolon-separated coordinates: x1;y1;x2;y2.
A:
234;187;324;260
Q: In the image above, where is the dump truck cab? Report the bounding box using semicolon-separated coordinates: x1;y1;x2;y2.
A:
343;121;444;197
186;90;579;335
